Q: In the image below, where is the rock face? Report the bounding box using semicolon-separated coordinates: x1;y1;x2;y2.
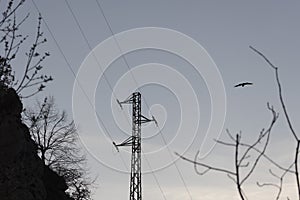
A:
0;86;72;200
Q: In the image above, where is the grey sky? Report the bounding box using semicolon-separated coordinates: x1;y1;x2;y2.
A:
4;0;300;199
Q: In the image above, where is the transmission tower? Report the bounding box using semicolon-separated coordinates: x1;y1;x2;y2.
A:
113;92;157;200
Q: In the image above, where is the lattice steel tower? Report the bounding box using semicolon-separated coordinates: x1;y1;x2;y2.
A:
114;92;157;200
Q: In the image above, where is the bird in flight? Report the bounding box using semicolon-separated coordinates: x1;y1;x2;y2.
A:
234;82;253;88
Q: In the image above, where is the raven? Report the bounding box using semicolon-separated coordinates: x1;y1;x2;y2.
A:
234;82;253;88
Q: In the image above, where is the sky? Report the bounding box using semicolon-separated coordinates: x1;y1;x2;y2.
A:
2;0;300;199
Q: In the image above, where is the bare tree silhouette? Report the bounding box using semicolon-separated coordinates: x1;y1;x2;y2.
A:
250;46;300;199
24;96;94;200
177;46;299;200
0;0;52;98
0;1;93;199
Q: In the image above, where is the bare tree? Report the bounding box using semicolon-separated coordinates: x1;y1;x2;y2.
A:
0;0;52;97
24;96;94;200
177;103;280;200
177;46;299;199
1;1;92;199
250;46;300;199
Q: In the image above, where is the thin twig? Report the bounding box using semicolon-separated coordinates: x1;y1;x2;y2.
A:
175;152;236;176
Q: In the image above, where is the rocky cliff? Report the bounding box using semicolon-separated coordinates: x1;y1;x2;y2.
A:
0;86;72;200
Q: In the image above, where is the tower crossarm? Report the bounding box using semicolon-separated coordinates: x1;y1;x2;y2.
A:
114;136;135;147
117;94;134;109
140;115;153;124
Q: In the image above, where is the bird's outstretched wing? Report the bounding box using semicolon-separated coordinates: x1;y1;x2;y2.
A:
234;82;253;88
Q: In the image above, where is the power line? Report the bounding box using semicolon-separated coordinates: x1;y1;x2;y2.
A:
63;0;117;97
158;129;193;199
142;149;168;200
97;2;169;194
33;0;191;198
93;0;188;198
63;1;170;199
30;0;129;171
64;0;139;173
61;4;168;198
93;0;193;198
31;1;164;197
